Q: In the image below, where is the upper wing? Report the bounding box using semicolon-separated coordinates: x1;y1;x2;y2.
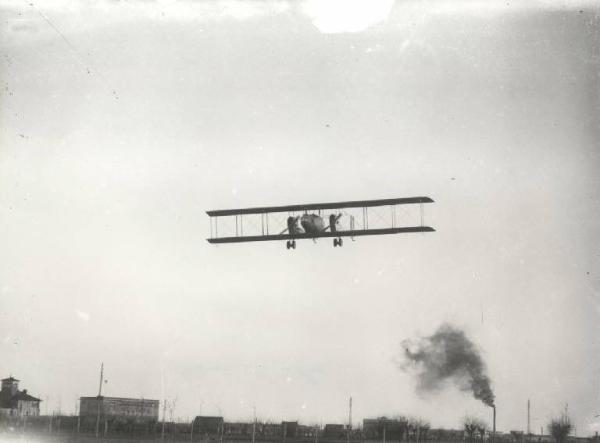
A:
206;196;434;217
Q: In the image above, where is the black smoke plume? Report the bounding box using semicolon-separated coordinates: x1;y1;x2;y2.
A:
401;324;495;407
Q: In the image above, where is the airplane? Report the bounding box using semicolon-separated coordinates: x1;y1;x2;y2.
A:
206;196;434;250
284;213;342;236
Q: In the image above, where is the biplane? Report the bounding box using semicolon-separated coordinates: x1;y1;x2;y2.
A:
207;197;434;249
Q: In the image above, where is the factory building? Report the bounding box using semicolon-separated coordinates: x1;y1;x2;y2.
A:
79;396;159;423
363;417;406;440
261;422;283;437
192;416;224;436
225;421;253;436
282;421;299;438
297;424;318;438
0;376;41;417
192;418;316;439
323;424;346;439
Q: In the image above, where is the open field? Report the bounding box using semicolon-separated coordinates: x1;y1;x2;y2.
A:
0;432;598;443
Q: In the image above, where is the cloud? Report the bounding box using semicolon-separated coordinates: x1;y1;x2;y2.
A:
302;0;395;33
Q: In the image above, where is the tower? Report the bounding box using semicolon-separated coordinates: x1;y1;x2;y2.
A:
1;377;19;396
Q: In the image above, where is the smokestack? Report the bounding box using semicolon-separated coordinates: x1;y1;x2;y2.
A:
492;405;496;443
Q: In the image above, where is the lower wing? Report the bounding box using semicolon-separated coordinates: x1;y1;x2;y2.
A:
207;226;434;244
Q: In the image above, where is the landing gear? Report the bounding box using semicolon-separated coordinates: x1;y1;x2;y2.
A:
333;237;343;247
286;240;296;250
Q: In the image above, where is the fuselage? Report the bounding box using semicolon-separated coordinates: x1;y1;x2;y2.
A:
287;213;340;236
300;213;325;234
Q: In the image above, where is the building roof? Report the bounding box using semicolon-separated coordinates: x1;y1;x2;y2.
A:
0;390;41;408
1;377;20;382
12;391;41;402
80;396;159;404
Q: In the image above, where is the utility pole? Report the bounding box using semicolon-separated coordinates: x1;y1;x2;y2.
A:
252;406;256;443
162;399;167;440
527;399;530;435
75;400;80;434
95;363;104;438
98;363;104;396
348;396;353;443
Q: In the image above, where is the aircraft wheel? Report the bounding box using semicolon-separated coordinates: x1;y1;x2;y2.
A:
333;238;338;247
291;240;296;249
338;237;343;247
286;241;290;250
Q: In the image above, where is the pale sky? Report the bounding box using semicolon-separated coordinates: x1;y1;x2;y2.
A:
1;0;599;435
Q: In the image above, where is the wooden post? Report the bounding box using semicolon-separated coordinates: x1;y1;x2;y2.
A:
95;363;104;438
527;400;531;437
348;396;352;443
162;399;167;440
252;407;256;443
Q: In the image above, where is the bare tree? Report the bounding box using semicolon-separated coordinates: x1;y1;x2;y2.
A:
476;422;488;443
548;415;572;443
391;415;408;442
464;417;487;443
510;431;524;443
407;418;430;443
